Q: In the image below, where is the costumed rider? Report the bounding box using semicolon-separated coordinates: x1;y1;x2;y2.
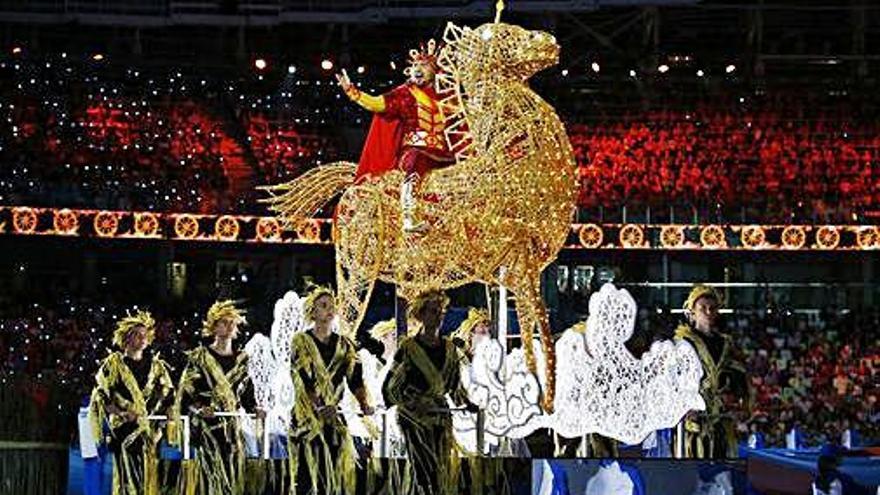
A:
336;38;453;234
90;310;174;495
675;285;748;458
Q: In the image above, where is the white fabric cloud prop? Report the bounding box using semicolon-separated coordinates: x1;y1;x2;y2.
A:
553;283;705;444
243;290;306;436
462;283;705;445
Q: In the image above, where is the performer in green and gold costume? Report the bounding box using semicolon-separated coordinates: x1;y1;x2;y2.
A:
90;310;174;495
675;285;748;458
383;290;477;495
288;286;374;495
175;300;260;495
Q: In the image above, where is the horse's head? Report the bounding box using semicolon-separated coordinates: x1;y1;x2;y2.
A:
441;22;559;85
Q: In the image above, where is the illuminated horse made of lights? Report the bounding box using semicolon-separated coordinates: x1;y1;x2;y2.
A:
262;19;577;411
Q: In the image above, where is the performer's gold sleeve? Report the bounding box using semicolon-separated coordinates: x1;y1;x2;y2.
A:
352;92;386;113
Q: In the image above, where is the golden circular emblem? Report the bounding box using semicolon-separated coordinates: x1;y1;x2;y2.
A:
578;223;603;249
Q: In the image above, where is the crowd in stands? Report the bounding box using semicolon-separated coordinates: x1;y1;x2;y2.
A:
735;309;879;447
1;56;879;223
243;111;340;183
0;57;343;214
572;106;880;223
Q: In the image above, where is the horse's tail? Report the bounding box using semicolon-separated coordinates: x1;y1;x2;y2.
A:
258;161;357;229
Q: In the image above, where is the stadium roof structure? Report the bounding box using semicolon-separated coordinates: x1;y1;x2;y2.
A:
3;1;879;84
0;1;700;25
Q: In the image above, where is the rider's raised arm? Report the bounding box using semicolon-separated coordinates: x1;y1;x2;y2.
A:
337;68;386;113
346;86;387;113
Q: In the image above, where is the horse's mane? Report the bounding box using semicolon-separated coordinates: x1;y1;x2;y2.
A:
436;21;478;165
430;22;548;199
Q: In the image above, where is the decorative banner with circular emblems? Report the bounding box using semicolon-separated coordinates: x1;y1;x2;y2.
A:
93;211;120;238
815;226;841;250
855;226;880;249
295;219;322;243
134;212;161;237
214;215;240;241
173;214;200;240
53;208;79;235
660;225;685;249
2;206;879;251
781;225;806;250
13;207;38;234
256;217;282;242
740;225;766;249
700;225;726;248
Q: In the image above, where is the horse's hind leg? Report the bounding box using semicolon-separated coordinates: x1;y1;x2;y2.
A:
336;257;377;339
333;190;384;339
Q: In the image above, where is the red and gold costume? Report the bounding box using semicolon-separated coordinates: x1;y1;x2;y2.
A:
353;82;453;183
342;38;453;187
340;39;452;232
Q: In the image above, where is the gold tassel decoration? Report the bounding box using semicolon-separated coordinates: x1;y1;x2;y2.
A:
259;162;357;230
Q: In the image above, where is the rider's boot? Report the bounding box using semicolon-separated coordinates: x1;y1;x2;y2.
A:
400;174;429;234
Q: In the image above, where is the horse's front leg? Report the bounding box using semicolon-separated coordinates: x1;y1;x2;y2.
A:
509;264;557;414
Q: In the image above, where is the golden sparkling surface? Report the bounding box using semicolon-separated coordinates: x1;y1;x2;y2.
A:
264;20;576;412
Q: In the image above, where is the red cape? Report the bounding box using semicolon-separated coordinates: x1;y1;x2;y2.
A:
354;84;446;183
355;111;403;183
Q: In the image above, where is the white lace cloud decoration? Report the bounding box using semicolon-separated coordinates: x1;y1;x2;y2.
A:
462;283;705;445
553;283;705;444
453;338;549;453
244;290;307;435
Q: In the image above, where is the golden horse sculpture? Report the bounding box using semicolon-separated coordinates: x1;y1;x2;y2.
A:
262;20;577;411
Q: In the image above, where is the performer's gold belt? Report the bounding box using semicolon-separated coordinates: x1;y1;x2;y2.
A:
403;130;445;150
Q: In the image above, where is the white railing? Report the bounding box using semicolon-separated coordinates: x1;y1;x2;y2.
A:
144;407;485;460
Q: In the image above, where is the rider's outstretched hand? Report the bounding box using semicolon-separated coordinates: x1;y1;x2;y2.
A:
336;68;384;112
336;69;355;96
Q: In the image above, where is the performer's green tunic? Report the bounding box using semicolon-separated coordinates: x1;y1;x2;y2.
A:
288;331;365;495
676;324;747;458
